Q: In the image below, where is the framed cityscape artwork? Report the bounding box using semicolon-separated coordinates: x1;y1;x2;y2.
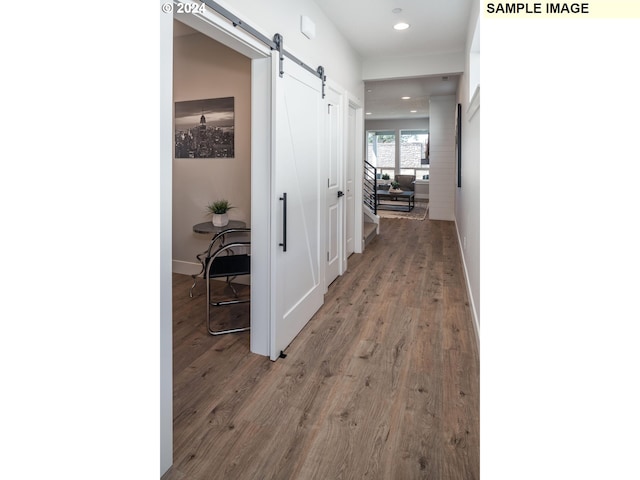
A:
174;97;235;158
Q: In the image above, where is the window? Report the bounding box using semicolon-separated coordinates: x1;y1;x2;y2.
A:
367;128;430;180
400;129;429;179
367;130;395;179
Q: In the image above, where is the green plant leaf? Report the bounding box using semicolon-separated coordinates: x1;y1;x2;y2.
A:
206;199;234;214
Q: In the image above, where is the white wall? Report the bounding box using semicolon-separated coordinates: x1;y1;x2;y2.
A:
455;2;480;334
172;27;252;274
160;11;174;478
213;0;364;99
428;95;456;221
363;51;464;81
365;118;429;132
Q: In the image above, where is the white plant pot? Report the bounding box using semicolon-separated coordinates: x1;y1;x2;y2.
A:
212;213;229;227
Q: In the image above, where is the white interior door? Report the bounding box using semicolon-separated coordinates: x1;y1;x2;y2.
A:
325;88;342;288
345;104;356;258
271;56;325;360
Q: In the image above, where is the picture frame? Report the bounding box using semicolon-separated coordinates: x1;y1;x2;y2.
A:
174;97;235;158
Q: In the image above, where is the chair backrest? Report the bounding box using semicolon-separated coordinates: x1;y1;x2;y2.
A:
394;174;416;191
206;242;251;278
206;228;251;257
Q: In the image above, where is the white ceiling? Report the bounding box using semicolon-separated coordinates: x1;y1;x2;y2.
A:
313;0;471;119
364;75;458;120
313;0;472;59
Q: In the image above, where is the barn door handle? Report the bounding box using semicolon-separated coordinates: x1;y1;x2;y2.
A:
279;193;287;252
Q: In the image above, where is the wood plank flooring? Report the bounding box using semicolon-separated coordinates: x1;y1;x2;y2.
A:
163;217;479;480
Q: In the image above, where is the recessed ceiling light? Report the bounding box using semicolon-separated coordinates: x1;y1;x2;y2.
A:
393;22;410;31
366;112;372;115
410;110;417;113
401;96;411;100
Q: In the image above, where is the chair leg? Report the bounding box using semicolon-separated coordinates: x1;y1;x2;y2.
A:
189;275;198;298
208;325;250;336
206;277;250;335
207;299;251;335
190;253;208;298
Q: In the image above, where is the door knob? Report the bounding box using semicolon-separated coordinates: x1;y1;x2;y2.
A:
337;190;344;198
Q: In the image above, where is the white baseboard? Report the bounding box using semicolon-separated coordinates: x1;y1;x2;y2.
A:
173;260;201;276
454;220;480;353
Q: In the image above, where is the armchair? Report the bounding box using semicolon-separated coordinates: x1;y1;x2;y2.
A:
394;174;416;192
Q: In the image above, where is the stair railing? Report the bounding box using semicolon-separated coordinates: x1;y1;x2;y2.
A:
363;160;377;215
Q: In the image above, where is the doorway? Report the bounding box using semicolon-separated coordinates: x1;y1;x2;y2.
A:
171;22;252;285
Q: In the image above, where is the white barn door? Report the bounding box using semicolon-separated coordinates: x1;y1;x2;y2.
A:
270;57;325;360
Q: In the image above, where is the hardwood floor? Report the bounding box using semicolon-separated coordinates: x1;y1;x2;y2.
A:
164;217;479;480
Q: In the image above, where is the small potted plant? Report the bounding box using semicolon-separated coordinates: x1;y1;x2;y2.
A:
378;172;391;189
206;199;234;227
389;181;402;194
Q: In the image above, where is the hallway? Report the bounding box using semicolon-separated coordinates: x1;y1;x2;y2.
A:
164;216;479;479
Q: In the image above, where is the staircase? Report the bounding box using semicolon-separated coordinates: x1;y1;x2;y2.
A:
363;160;377;215
363;219;378;246
363;160;379;246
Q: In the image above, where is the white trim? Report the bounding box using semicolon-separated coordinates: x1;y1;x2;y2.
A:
347;92;364;253
173;0;270;59
250;56;273;357
160;11;174;477
268;52;279;361
468;85;480;121
454;219;480;353
338;83;349;275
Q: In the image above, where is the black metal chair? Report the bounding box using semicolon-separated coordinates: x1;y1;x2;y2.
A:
194;228;251;335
